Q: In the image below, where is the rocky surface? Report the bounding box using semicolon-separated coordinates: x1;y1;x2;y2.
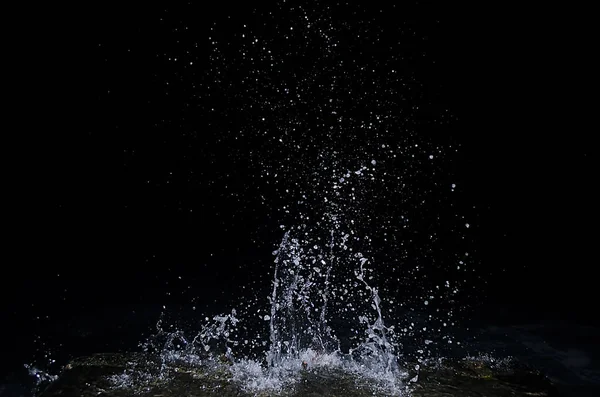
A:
37;352;560;397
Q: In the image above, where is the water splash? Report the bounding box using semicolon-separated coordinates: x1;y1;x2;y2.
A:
26;3;476;396
23;364;58;387
107;163;411;395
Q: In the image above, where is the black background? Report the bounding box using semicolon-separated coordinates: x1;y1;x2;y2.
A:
3;0;595;383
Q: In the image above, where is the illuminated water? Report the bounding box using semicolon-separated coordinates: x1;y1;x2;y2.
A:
23;157;466;396
104;165;415;395
11;3;583;397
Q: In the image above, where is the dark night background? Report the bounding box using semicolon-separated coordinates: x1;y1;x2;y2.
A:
3;1;595;393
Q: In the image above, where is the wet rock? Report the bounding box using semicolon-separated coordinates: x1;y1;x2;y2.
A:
410;359;561;397
37;353;560;397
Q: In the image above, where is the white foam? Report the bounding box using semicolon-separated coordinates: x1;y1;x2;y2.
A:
229;348;407;395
